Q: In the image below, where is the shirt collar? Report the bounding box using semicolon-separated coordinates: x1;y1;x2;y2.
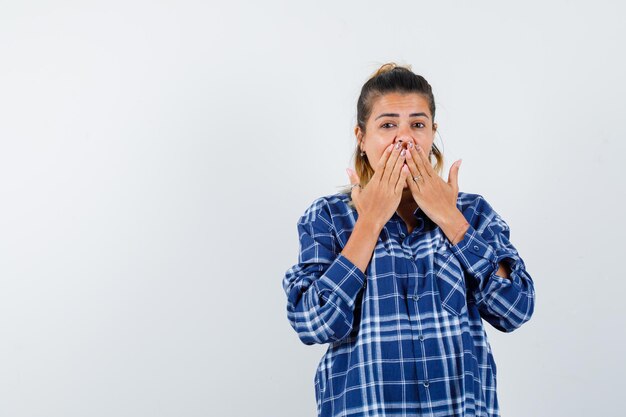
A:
342;193;436;232
412;205;436;232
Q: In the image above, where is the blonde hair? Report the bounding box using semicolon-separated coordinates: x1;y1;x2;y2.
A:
338;62;444;208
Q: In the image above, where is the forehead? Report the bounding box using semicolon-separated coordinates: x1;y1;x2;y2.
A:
370;92;431;117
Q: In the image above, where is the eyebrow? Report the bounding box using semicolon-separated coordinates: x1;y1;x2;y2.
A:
375;112;430;120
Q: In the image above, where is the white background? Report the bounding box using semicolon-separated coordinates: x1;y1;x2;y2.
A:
1;1;624;416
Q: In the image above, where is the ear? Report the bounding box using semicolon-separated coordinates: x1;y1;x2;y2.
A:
432;122;438;132
355;126;364;149
354;125;363;141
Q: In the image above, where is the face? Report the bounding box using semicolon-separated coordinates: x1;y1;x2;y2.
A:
355;92;437;189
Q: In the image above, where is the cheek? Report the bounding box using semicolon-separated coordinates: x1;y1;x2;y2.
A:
414;138;434;153
368;146;386;164
414;131;433;142
371;152;383;167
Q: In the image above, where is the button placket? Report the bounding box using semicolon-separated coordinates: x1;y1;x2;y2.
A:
407;292;428;394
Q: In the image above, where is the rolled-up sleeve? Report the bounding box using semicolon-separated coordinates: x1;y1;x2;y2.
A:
282;198;366;345
449;196;535;333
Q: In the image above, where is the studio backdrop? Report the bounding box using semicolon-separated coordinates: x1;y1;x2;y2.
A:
0;1;624;416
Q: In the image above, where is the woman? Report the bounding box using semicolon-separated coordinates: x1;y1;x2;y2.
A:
282;63;535;417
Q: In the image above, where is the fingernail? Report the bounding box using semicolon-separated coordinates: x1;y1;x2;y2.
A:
400;149;406;156
408;142;413;148
395;143;401;150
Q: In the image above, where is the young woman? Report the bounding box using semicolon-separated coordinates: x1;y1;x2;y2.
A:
283;63;535;417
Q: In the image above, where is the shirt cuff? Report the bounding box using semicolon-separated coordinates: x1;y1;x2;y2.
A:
449;224;523;289
449;224;498;277
317;253;367;308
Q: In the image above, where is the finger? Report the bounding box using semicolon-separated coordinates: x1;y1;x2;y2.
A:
387;146;406;186
405;164;421;194
415;145;436;177
383;142;403;184
404;144;424;181
448;159;462;192
346;167;361;197
374;143;395;182
395;164;410;194
407;143;427;178
346;167;359;184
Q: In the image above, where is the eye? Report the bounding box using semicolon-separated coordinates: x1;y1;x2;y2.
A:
413;122;425;128
381;122;396;128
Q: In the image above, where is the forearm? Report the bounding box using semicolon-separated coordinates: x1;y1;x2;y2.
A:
340;216;383;274
445;221;535;332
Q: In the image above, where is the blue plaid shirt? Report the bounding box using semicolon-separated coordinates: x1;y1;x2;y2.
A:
283;191;535;417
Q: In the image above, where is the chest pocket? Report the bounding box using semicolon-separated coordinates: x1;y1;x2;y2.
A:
434;248;468;316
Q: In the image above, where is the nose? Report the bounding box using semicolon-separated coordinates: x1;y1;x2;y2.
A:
395;136;415;149
396;121;415;143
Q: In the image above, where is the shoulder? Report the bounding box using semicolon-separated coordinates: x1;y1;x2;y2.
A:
456;191;509;234
298;192;354;229
457;191;496;215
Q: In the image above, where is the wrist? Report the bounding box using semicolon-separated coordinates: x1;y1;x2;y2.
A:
439;209;470;245
355;215;384;236
448;221;470;245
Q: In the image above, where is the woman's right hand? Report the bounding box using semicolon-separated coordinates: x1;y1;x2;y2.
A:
346;142;410;230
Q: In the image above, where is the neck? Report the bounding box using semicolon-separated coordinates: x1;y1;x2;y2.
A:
401;187;416;203
397;189;418;215
395;190;419;233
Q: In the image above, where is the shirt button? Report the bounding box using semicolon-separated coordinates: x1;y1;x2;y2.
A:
363;280;367;288
400;232;406;238
423;381;430;387
418;334;424;341
412;295;419;301
473;245;480;251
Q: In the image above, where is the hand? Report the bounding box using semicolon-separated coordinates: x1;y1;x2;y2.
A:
346;142;410;230
404;142;462;227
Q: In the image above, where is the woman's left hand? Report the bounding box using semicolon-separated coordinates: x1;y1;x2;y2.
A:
404;142;463;227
